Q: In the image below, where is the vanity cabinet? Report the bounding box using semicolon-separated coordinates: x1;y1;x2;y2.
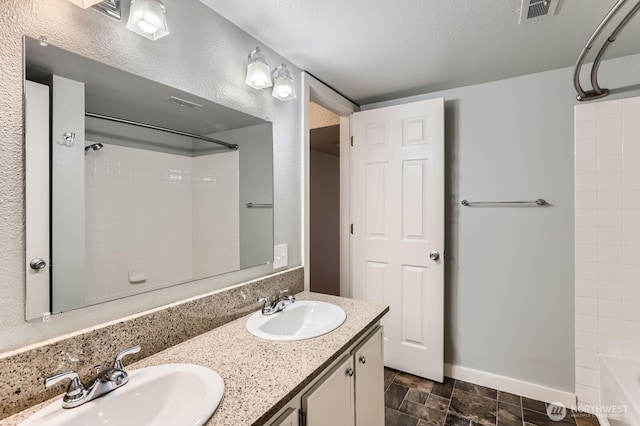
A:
284;326;383;426
353;326;384;426
271;407;299;426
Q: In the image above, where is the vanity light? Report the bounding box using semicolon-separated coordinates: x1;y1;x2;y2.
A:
67;0;103;8
126;0;169;41
245;47;273;90
271;64;296;101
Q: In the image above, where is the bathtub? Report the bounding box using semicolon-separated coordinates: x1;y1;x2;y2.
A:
600;355;640;426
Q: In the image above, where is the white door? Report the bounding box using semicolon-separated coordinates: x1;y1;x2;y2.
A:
25;81;51;321
351;98;444;381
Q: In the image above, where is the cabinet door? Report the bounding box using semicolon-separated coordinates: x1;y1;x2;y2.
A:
354;327;384;426
302;355;355;426
271;407;299;426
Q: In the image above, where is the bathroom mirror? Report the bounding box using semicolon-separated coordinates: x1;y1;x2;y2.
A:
23;36;274;318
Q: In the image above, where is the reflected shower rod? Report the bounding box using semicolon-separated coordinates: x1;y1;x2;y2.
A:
85;112;239;150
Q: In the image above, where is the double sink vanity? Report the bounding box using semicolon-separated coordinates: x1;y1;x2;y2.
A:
9;34;388;426
8;291;388;426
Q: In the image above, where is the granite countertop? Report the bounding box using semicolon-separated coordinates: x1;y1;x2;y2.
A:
5;292;388;426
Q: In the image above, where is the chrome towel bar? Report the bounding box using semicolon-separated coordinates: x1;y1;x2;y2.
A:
461;199;547;207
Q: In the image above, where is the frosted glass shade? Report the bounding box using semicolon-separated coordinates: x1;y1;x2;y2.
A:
67;0;103;8
126;0;169;41
245;48;272;90
271;65;296;101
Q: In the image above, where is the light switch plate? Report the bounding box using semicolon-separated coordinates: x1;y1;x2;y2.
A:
273;244;288;269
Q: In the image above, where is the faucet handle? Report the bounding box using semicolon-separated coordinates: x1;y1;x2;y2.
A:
113;345;141;370
44;371;85;398
258;296;271;307
279;289;295;303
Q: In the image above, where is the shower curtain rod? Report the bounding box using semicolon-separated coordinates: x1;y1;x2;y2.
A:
85;112;239;150
574;0;640;101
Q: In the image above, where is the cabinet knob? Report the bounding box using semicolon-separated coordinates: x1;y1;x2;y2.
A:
346;368;354;377
359;356;367;364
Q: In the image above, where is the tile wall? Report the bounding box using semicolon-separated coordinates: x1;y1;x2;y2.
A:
574;97;640;405
85;144;240;305
192;151;240;278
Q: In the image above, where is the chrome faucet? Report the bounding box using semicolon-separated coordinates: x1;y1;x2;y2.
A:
45;345;141;409
258;289;296;315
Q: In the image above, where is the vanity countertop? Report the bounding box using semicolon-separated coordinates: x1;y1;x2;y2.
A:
5;292;388;426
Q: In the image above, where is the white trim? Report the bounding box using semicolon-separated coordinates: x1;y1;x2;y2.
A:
444;363;577;409
300;73;359;295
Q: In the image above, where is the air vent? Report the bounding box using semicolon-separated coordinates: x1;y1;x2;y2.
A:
166;96;203;108
519;0;559;23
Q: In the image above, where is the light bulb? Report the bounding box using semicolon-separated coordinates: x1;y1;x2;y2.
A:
277;86;292;98
253;75;268;88
126;0;169;41
137;20;158;34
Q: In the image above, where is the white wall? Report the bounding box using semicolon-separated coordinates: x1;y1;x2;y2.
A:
364;53;640;393
0;0;301;353
574;96;640;406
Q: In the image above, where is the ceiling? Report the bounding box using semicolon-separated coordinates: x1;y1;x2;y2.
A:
199;0;640;104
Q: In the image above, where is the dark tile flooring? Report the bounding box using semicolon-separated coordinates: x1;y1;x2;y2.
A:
384;368;600;426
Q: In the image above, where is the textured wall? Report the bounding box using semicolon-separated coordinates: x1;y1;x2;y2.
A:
0;0;301;352
364;53;640;392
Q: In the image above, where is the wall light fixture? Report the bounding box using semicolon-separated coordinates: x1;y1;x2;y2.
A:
126;0;169;41
67;0;103;8
245;47;273;90
271;64;296;101
245;48;296;101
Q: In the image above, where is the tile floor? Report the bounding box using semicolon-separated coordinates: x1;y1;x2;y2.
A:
384;368;600;426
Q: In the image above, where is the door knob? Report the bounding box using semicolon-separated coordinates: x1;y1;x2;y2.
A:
429;251;440;261
30;258;47;271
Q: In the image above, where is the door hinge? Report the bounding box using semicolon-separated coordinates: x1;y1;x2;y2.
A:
299;409;307;426
350;136;353;146
350;223;354;234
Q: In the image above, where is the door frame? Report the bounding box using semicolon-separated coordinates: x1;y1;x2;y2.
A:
301;73;359;296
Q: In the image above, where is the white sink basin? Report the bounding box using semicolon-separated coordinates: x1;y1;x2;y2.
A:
246;300;346;341
21;364;224;426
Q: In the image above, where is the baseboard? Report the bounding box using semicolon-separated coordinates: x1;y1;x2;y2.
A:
444;363;577;409
595;414;610;426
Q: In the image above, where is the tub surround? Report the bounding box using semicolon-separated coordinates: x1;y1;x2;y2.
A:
5;292;389;425
0;267;303;420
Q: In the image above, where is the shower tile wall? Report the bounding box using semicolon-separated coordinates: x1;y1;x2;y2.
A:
574;97;640;406
192;152;240;278
85;144;239;305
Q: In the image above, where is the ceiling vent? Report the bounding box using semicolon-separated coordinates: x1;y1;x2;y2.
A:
166;96;203;108
519;0;559;24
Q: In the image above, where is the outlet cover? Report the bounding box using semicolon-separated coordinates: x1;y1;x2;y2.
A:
273;244;288;269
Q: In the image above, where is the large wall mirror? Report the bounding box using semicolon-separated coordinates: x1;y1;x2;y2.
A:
23;36;274;320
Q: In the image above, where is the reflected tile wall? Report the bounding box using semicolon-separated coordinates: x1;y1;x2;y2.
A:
84;144;240;305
